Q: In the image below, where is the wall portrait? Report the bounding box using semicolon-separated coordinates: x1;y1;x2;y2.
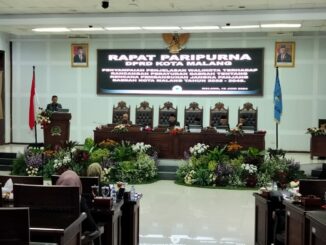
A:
71;43;88;67
275;41;295;67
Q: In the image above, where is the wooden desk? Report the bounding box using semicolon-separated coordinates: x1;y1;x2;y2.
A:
94;128;266;159
310;135;326;159
92;200;123;245
283;201;318;245
306;211;326;245
121;196;141;245
253;193;274;245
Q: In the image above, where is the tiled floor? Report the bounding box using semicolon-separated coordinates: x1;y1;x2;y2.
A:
1;144;324;245
135;180;254;245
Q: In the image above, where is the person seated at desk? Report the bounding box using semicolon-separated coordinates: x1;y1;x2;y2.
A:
168;113;180;128
237;116;247;129
193;117;201;126
119;113;132;126
46;95;62;112
216;115;230;130
56;170;100;239
87;163;103;178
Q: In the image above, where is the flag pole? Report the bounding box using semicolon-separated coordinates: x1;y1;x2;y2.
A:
276;122;278;149
275;66;279;150
33;66;37;144
274;66;282;150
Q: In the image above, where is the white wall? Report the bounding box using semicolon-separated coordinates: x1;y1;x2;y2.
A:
6;33;326;151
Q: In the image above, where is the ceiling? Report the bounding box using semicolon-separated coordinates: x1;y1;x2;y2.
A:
1;0;326;36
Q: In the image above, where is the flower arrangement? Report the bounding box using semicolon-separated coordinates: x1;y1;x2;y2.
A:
227;126;244;136
177;143;305;189
53;152;71;174
306;127;326;136
26;166;39;176
24;146;43;176
189;143;209;156
99;139;118;149
184;170;196;185
169;128;183;135
36;109;52;129
11;137;158;185
227;141;243;152
241;163;258;175
143;126;153;132
131;142;152;154
102;142;158;184
112;124;128;133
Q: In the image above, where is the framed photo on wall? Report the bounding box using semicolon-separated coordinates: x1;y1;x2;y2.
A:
275;41;295;67
71;43;88;67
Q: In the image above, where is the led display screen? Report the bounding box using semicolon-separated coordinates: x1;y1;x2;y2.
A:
97;48;264;96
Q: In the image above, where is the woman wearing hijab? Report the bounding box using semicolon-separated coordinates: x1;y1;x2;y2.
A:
56;170;99;239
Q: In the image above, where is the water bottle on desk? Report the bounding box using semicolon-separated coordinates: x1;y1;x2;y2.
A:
272;181;278;191
111;186;117;204
130;185;136;201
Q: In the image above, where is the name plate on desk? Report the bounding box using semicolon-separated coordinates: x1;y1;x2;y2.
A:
243;129;255;134
216;128;227;134
189;128;202;133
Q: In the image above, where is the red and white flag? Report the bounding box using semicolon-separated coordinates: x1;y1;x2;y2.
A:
28;67;35;130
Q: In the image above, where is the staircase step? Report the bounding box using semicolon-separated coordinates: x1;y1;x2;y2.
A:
157;165;178;172
0;158;15;165
0;152;17;159
0;153;17;172
0;165;12;171
158;171;176;180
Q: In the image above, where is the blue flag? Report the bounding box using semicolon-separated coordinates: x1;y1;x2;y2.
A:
274;68;283;123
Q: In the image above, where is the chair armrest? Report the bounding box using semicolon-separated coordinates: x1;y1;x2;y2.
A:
61;212;87;244
30;227;65;235
30;213;87;244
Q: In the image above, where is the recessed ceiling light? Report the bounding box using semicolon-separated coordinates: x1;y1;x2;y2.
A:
70;27;104;31
181;26;219;30
261;23;301;28
222;25;260;29
142;26;180;30
32;27;70;32
105;27;142;31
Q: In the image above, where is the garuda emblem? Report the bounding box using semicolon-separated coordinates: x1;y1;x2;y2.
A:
162;33;190;54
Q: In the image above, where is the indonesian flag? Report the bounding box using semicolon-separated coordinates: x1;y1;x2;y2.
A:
28;67;35;130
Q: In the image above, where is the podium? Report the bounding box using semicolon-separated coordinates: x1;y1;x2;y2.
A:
43;112;71;148
310;135;326;159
